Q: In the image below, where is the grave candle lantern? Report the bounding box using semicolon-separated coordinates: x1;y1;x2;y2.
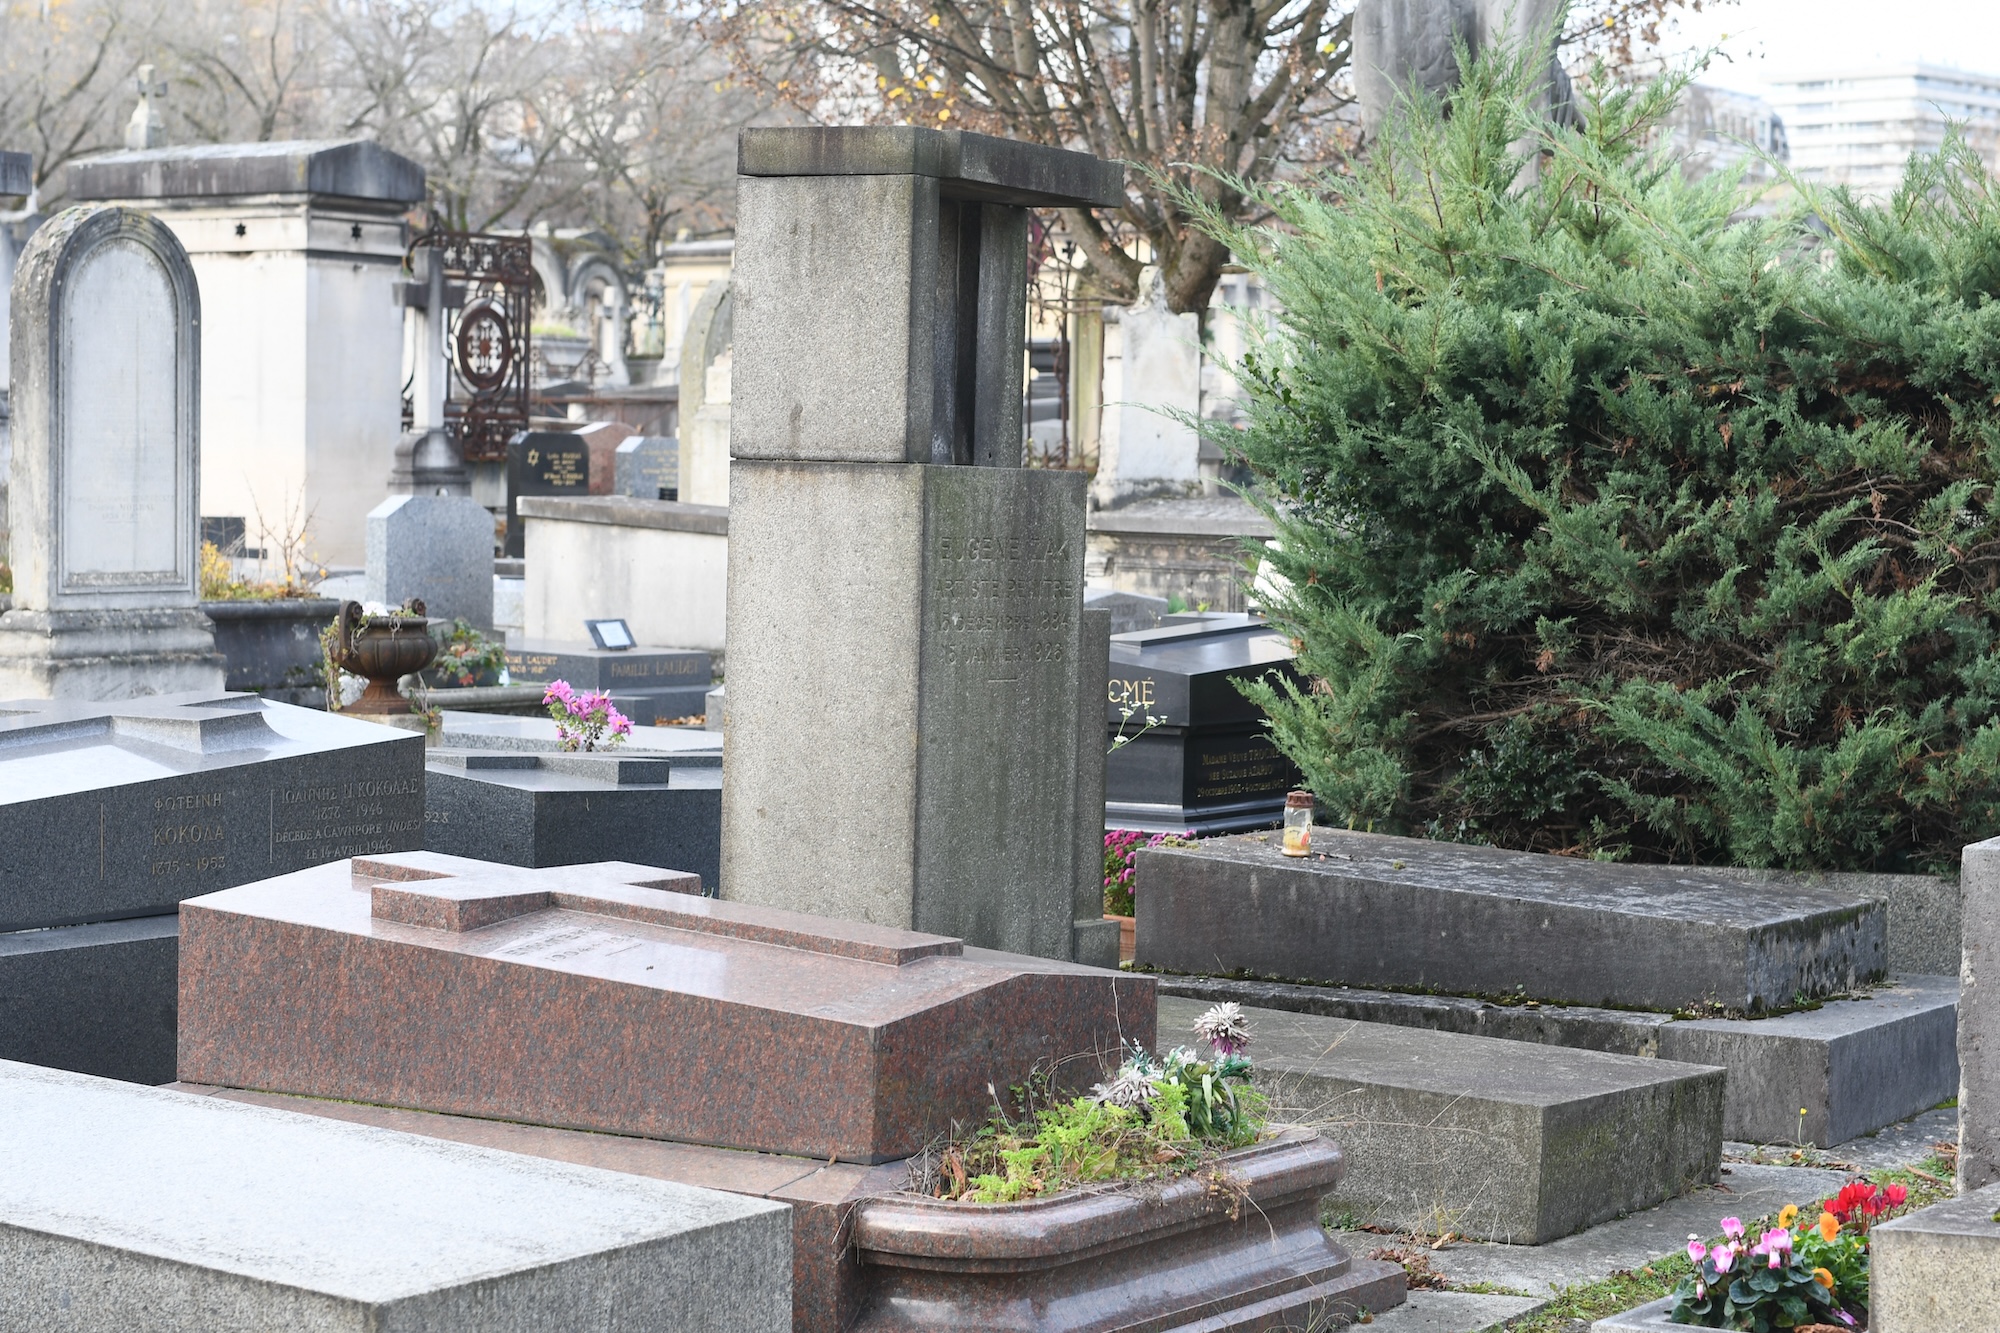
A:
1283;789;1314;857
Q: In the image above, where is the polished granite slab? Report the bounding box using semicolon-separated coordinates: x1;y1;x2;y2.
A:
179;851;1153;1162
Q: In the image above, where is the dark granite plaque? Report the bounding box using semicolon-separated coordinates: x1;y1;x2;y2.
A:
502;639;713;724
503;431;590;557
1104;613;1301;834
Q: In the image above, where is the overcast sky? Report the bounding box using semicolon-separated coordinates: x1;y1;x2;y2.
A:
1653;0;2000;94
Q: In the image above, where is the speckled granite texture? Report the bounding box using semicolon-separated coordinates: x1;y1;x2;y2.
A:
178;851;1153;1163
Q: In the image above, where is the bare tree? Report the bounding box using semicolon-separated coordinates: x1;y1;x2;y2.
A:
710;0;1717;316
554;12;773;265
0;0;164;192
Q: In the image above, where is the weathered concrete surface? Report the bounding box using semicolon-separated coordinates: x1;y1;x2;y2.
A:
1363;1291;1539;1332
1870;1180;2000;1333
1961;836;2000;1189
1660;975;1958;1146
1160;972;1957;1147
0;1059;791;1332
1424;1162;1848;1298
1138;828;1887;1012
1160;998;1725;1245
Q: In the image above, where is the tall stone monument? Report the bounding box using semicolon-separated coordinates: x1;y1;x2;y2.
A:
723;128;1123;964
0;206;223;698
1962;837;2000;1188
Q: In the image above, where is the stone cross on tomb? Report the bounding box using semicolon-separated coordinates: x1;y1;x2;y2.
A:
178;849;1153;1164
0;692;276;755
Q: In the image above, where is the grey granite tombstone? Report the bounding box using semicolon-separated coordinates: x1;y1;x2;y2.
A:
424;749;721;890
725;128;1123;961
365;493;495;631
1353;0;1574;139
0;206;223;699
615;435;679;501
1962;836;2000;1188
0;1060;791;1332
0;691;421;1082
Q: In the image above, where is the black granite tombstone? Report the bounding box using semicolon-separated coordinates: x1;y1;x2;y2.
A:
423;750;721;890
504;431;590;557
0;692;422;1082
1105;613;1302;834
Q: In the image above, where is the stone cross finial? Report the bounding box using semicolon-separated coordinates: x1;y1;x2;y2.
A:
124;63;168;151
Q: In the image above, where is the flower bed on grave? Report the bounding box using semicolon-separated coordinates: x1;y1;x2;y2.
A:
840;1003;1407;1333
1605;1178;1925;1331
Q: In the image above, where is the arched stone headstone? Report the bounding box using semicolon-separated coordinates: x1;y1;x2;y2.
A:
0;205;223;698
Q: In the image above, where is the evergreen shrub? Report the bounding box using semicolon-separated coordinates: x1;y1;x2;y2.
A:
1202;47;2000;873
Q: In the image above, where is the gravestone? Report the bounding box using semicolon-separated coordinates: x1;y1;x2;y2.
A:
1138;827;1888;1013
368;238;495;630
178;850;1153;1162
502;639;712;724
504;430;589;557
365;493;495;631
425;749;721;890
1961;836;2000;1188
0;1060;791;1332
615;435;679;501
0;691;421;1081
725;127;1124;960
574;420;633;495
1105;612;1302;833
0;206;224;699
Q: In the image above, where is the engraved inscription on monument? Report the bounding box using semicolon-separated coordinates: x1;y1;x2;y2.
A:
929;529;1075;684
271;774;425;868
61;237;187;588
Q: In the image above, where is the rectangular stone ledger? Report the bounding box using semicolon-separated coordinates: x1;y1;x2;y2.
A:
1137;828;1887;1012
179;851;1153;1163
724;461;1085;957
1159;998;1726;1245
0;1060;790;1332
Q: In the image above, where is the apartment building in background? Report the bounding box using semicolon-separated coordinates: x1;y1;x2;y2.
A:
1766;63;2000;197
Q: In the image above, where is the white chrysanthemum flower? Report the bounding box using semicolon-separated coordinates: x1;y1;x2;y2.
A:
1193;1002;1252;1057
1090;1067;1156;1110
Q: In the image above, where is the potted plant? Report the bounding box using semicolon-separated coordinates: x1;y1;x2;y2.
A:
1102;829;1193;963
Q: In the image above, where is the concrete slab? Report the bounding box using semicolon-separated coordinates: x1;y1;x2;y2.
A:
1870;1179;2000;1333
1661;975;1958;1145
1138;828;1886;1011
1160;973;1959;1147
1810;1103;1960;1173
0;1059;791;1332
1591;1295;1681;1330
1420;1163;1850;1296
0;914;177;1082
1337;1290;1536;1331
1161;998;1725;1244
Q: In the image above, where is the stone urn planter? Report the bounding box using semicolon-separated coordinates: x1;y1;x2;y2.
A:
846;1128;1405;1332
330;600;438;716
201;597;341;705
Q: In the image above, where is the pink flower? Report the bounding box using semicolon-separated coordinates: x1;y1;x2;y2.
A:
1720;1217;1745;1239
1686;1237;1708;1263
1712;1246;1735;1274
